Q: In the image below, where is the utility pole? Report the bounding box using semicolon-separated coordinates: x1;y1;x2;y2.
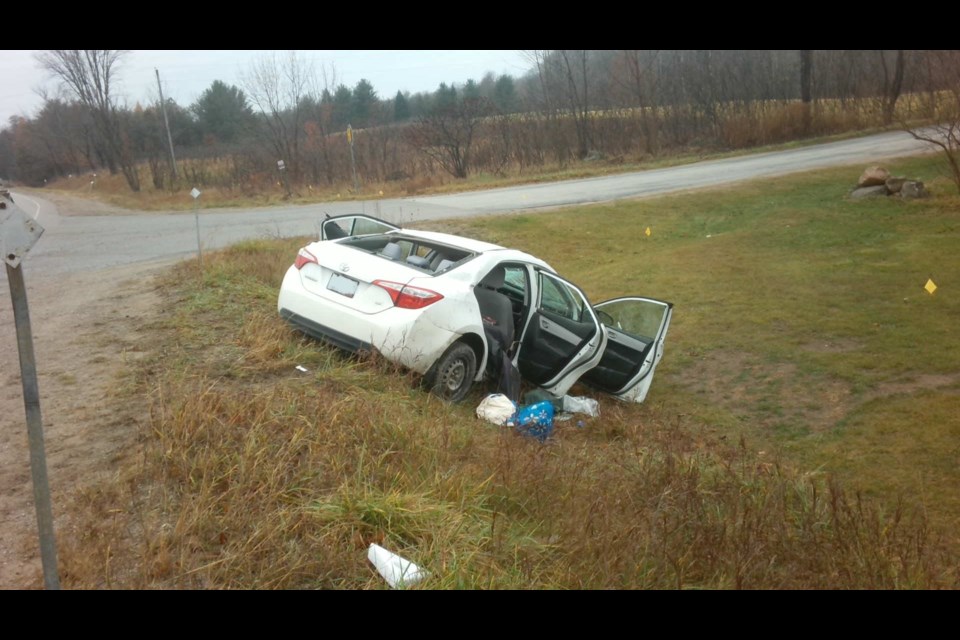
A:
155;68;179;180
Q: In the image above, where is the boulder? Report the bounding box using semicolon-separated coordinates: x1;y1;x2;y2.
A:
885;176;907;194
900;180;929;199
858;166;891;187
850;185;890;199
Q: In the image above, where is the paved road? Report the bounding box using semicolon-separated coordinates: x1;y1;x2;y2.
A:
5;129;939;277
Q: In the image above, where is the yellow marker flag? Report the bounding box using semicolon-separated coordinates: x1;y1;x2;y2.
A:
925;279;938;295
645;227;652;237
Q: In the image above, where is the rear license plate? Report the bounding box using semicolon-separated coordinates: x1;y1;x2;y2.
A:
328;272;359;298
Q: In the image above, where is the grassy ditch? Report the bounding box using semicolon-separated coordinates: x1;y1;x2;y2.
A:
60;156;960;588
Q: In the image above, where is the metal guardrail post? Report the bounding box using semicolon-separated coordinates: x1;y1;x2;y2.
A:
1;194;60;589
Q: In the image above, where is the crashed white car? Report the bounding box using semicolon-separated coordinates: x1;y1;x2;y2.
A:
278;214;673;403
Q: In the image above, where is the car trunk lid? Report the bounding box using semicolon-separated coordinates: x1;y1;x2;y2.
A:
295;242;429;314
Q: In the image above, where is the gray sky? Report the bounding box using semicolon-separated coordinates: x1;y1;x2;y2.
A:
0;50;531;125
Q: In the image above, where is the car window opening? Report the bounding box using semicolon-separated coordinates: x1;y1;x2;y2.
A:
337;234;476;274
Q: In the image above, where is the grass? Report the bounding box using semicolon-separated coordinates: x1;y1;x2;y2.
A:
57;155;960;589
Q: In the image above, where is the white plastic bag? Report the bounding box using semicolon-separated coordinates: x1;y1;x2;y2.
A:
562;395;600;417
476;393;517;426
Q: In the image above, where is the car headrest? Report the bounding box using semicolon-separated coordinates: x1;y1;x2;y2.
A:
406;255;431;269
379;242;402;260
479;266;505;289
436;259;456;272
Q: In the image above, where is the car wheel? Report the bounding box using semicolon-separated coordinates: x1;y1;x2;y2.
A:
426;342;477;403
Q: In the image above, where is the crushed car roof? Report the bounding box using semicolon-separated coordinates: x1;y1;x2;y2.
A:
386;228;505;254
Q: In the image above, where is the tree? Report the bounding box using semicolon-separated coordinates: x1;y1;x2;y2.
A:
800;50;813;133
35;50;141;191
243;51;312;183
621;50;660;155
559;50;593;159
462;79;481;100
434;83;458;110
394;91;411;122
406;97;495;179
0;126;14;180
331;84;353;130
493;74;518;114
192;80;254;144
878;50;905;125
351;79;378;128
906;50;960;193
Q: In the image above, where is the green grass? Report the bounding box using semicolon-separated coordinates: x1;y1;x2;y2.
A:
446;154;960;531
58;155;960;589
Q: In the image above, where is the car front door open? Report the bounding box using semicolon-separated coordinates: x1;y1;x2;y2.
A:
515;271;605;398
580;297;673;403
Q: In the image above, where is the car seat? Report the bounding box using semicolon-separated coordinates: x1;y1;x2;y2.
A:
475;266;515;361
379;242;403;260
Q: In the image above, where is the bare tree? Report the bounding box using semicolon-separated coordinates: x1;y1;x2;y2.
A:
302;63;339;185
906;51;960;193
243;51;313;184
558;50;593;159
406;97;495;178
800;50;813;133
878;50;905;125
35;50;141;191
621;50;660;155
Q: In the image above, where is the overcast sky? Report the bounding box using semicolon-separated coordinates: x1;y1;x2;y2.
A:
0;50;532;125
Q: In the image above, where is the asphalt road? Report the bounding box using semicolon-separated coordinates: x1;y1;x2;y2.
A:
5;129;939;277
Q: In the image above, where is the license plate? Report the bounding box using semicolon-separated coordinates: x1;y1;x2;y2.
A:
327;272;359;298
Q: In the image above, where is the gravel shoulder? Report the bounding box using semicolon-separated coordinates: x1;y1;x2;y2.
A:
1;192;168;589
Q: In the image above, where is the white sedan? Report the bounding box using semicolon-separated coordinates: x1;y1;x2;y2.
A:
278;214;673;403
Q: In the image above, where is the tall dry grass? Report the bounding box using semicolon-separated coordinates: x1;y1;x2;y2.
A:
56;235;959;589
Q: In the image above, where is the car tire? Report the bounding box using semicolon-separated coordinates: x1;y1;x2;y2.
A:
425;342;477;403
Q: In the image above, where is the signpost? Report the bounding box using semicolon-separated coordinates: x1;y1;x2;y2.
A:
1;193;60;589
277;159;291;198
191;187;203;270
347;124;359;193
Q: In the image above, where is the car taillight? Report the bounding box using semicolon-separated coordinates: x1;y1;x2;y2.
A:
294;249;318;270
373;280;444;309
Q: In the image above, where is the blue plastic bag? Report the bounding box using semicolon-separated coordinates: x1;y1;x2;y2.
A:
511;400;555;442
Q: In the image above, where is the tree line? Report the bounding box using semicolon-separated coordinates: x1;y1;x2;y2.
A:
1;50;957;194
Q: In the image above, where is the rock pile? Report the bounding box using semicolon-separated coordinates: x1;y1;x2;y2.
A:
850;166;929;200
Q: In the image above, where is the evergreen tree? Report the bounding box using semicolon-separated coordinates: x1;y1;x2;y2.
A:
493;75;518;113
191;80;254;144
351;79;378;128
435;82;458;110
394;91;411;121
462;79;481;100
331;84;353;130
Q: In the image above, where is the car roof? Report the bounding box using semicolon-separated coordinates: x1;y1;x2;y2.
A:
388;228;504;254
390;228;554;272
